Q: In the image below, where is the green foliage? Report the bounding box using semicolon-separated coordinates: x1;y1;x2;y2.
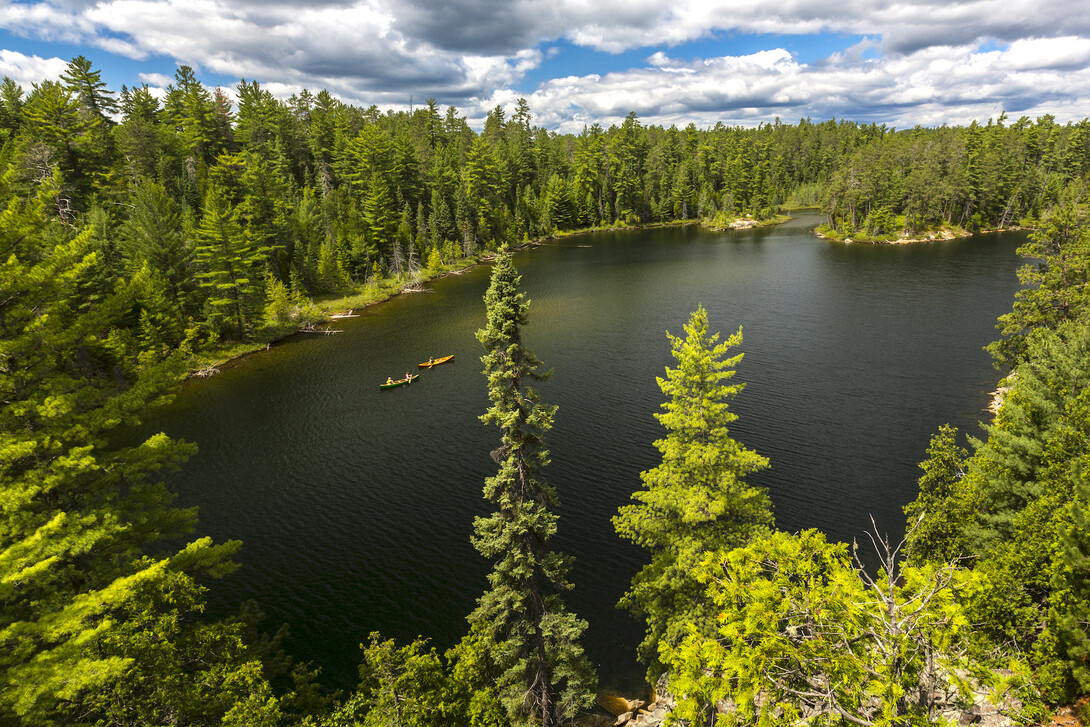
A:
121;178;195;313
61;55;119;125
666;529;1001;727
8;53;1090;724
66;557;287;727
909;309;1090;700
470;248;596;727
962;322;1090;700
326;634;453;727
987;191;1090;368
1058;462;1090;692
446;625;512;727
194;182;267;339
945;205;1090;678
614;305;771;677
973;321;1090;544
324;629;513;727
904;424;975;564
0;168;280;724
264;272;292;318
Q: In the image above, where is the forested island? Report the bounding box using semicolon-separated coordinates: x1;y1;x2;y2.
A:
2;56;1090;727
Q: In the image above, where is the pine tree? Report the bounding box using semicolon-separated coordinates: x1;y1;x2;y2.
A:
60;55;118;126
119;83;160;122
165;65;222;167
120;178;195;314
291;186;325;293
0;168;269;724
468;248;596;727
20;80;92;207
987;195;1090;368
193;183;266;339
903;424;976;565
614;305;772;676
0;77;23;138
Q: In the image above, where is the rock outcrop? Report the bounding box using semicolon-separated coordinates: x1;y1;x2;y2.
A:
592;675;673;727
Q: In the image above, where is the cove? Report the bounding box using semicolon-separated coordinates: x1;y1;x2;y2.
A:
140;213;1026;694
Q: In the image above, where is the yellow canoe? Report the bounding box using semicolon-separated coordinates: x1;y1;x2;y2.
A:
418;354;454;369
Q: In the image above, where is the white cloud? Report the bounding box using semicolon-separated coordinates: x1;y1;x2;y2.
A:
137;71;173;87
1002;37;1090;71
513;42;1090;133
1;0;1090;128
0;49;68;88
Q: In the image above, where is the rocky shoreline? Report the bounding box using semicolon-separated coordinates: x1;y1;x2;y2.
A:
587;669;1023;727
588;675;676;727
815;225;1029;245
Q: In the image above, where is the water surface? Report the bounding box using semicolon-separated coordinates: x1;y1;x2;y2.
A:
142;215;1025;693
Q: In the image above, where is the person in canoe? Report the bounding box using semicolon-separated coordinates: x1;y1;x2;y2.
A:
386;376;393;385
405;372;411;380
428;357;433;365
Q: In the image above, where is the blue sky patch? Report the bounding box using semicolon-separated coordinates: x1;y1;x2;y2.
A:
515;31;866;94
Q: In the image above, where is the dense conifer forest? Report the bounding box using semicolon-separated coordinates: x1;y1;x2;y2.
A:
2;56;1090;726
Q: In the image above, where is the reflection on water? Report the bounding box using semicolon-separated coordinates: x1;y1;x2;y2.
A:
141;215;1024;692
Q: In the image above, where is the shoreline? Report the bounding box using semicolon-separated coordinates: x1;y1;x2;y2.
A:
183;216;787;379
814;224;1030;245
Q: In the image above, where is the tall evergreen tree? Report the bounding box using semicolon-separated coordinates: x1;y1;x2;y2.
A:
987;193;1090;368
0;169;274;725
193;183;266;339
614;305;772;676
903;424;976;565
469;248;595;727
0;77;23;137
120;178;194;313
60;55;119;126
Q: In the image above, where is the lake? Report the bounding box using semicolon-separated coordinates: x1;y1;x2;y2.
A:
141;213;1025;693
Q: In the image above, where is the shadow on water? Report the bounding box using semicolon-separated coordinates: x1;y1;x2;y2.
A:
139;216;1025;694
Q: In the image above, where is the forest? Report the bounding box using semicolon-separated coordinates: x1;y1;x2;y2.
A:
1;55;1090;726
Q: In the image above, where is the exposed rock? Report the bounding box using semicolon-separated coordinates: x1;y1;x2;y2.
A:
960;704;985;724
597;693;634;716
608;674;676;727
716;697;736;714
601;666;1026;727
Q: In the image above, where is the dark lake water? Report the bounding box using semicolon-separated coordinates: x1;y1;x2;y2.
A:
140;214;1025;694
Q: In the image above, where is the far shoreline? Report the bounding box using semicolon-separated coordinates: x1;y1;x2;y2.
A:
814;224;1030;245
182;215;790;379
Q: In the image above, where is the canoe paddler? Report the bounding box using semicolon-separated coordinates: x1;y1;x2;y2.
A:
386;376;393;385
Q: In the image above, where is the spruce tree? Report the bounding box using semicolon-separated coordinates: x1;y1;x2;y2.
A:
468;248;595;727
614;305;772;676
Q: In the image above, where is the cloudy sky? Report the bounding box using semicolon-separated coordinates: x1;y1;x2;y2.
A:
1;0;1089;132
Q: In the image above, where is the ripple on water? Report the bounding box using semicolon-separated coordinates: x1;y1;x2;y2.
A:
146;221;1024;691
